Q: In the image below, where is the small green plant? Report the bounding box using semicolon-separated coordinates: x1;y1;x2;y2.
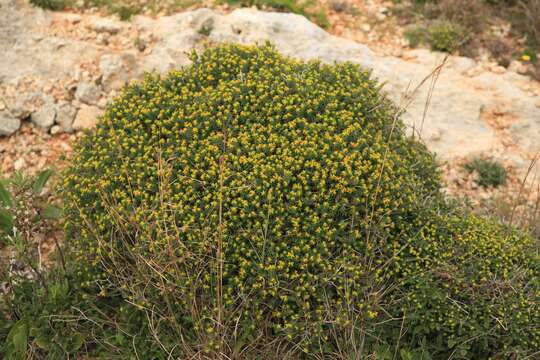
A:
112;5;140;21
465;158;507;187
29;0;68;11
0;170;76;359
427;20;466;52
198;20;214;36
0;170;63;283
404;26;427;47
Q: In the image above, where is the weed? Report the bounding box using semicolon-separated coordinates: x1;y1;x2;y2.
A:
427;20;466;52
198;20;214;36
465;158;507;187
112;5;139;21
404;26;426;48
29;0;68;11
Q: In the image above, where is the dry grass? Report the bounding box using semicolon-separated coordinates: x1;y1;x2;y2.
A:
520;0;540;46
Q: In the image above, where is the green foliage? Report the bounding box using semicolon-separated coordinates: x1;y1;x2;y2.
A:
0;170;61;247
60;44;540;358
111;4;140;21
28;0;68;11
465;158;507;188
427;20;465;52
404;26;426;48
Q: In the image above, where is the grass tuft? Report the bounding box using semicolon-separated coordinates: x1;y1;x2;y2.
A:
465;157;507;188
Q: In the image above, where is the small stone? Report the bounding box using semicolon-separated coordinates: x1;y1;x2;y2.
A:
0;110;21;136
375;12;386;21
73;105;103;130
97;97;108;109
75;82;101;105
465;66;482;77
490;65;506;74
360;24;371;33
64;13;82;24
99;52;136;91
536;100;540;108
88;17;122;34
13;158;27;171
31;103;56;128
96;33;109;45
508;60;528;74
50;125;62;135
55;103;77;133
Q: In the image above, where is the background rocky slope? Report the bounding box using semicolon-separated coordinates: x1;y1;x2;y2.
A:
1;0;539;187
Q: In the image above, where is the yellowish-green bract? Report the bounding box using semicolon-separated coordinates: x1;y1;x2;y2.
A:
63;44;539;357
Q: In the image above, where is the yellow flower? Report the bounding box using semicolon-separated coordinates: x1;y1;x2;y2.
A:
521;54;531;62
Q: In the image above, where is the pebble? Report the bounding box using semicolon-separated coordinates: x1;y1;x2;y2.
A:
64;13;82;24
31;103;56;128
50;125;62;135
13;158;27;171
88;18;122;35
75;82;101;105
490;65;506;74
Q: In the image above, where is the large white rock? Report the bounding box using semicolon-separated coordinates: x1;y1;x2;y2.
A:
134;8;374;74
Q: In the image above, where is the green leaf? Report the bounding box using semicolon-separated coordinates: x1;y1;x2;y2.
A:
9;320;28;355
32;169;53;194
400;349;413;360
0;208;14;233
41;204;63;220
35;334;52;350
0;181;14;208
68;333;84;353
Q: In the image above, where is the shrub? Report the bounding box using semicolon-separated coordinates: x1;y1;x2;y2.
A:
519;0;540;47
29;0;68;11
61;44;539;358
427;20;466;52
465;157;507;188
404;26;427;48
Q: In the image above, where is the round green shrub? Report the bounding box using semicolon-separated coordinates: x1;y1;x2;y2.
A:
63;44;539;358
427;20;465;52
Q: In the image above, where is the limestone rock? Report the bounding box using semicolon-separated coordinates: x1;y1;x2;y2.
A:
0;110;21;136
75;82;101;105
73;105;103;131
55;103;77;133
31;102;56;128
88;17;122;34
99;52;137;91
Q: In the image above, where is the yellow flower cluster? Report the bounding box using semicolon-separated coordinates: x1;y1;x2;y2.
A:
62;44;539;357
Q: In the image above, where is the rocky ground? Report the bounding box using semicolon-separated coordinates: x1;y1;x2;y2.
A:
1;0;540;202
